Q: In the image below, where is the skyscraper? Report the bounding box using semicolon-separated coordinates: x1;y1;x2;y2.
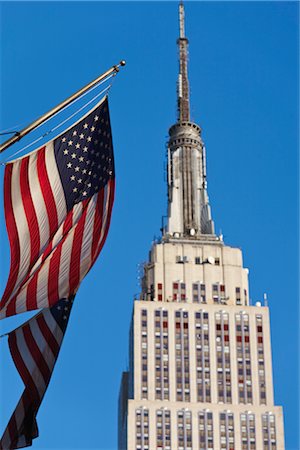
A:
118;3;285;449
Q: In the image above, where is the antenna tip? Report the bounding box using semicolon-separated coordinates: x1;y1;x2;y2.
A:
120;60;126;67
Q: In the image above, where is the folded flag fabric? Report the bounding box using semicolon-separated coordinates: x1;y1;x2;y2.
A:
0;96;115;319
0;297;74;449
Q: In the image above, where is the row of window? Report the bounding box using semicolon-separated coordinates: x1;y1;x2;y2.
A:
135;408;277;450
154;282;248;305
140;310;266;405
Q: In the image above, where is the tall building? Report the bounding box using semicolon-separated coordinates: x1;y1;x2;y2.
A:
118;3;285;449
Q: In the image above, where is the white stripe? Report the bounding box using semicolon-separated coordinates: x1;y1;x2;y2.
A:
14;397;25;435
28;152;50;256
57;201;84;298
9;160;31;299
94;182;111;256
15;328;46;399
35;258;50;310
29;315;56;371
42;308;63;345
79;194;98;281
44;142;67;227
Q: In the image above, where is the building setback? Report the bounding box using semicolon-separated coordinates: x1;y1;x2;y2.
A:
118;3;285;449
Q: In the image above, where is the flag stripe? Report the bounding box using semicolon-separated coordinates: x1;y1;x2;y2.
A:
22;324;51;384
37;146;59;239
36;314;60;357
1;164;20;305
20;157;40;268
91;188;105;262
9;331;40;400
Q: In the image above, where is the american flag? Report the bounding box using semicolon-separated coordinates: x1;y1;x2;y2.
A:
0;297;74;449
0;96;115;318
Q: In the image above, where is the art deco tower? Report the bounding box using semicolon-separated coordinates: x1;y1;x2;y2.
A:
118;3;285;449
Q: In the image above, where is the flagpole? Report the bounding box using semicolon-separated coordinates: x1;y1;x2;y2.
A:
0;60;126;154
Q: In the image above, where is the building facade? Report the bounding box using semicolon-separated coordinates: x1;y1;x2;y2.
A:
118;3;285;449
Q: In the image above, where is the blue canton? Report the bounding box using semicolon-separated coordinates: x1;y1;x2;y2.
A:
54;98;114;212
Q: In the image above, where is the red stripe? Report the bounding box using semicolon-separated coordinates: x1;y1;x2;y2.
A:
37;146;58;239
20;157;40;267
26;273;38;312
22;323;51;384
8;331;40;400
91;189;105;261
36;314;60;358
69;201;89;295
92;179;115;265
0;164;20;308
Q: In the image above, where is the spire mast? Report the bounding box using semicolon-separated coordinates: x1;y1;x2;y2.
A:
177;1;190;122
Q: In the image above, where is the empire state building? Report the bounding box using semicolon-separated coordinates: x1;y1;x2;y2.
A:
118;3;285;449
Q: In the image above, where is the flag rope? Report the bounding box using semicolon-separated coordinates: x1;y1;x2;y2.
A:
2;82;112;163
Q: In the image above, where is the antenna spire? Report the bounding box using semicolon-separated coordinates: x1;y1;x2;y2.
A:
177;1;190;122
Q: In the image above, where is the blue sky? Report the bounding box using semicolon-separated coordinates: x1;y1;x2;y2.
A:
0;1;298;449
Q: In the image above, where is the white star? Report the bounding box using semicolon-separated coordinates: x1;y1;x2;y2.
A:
94;140;99;145
63;149;69;155
82;191;87;196
102;154;105;159
75;143;80;149
96;152;100;157
91;126;95;132
97;164;101;169
64;306;68;311
83;123;89;129
78;178;82;184
63;315;67;320
93;173;97;179
73;187;78;192
86;160;90;165
67;162;72;169
87;136;92;142
83;146;88;152
109;170;113;175
75;166;80;172
79;156;84;162
82;169;87;174
79;133;84;139
70;175;76;181
87;182;91;188
57;306;61;310
71;153;76;159
94;115;99;121
68;140;73;146
91;149;95;154
62;137;66;143
72;130;77;136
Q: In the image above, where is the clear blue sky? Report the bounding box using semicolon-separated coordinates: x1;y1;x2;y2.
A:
0;1;298;449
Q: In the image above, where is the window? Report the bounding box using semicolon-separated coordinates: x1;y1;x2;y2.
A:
195;311;211;402
199;411;213;450
173;282;186;302
256;315;266;404
212;284;227;304
215;312;232;403
195;257;201;265
136;408;149;450
154;310;169;400
193;283;206;303
141;310;148;399
175;311;190;401
157;283;163;301
156;409;171;449
236;313;252;404
178;410;192;449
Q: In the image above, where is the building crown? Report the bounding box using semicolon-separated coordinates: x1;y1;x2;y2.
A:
165;1;215;239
